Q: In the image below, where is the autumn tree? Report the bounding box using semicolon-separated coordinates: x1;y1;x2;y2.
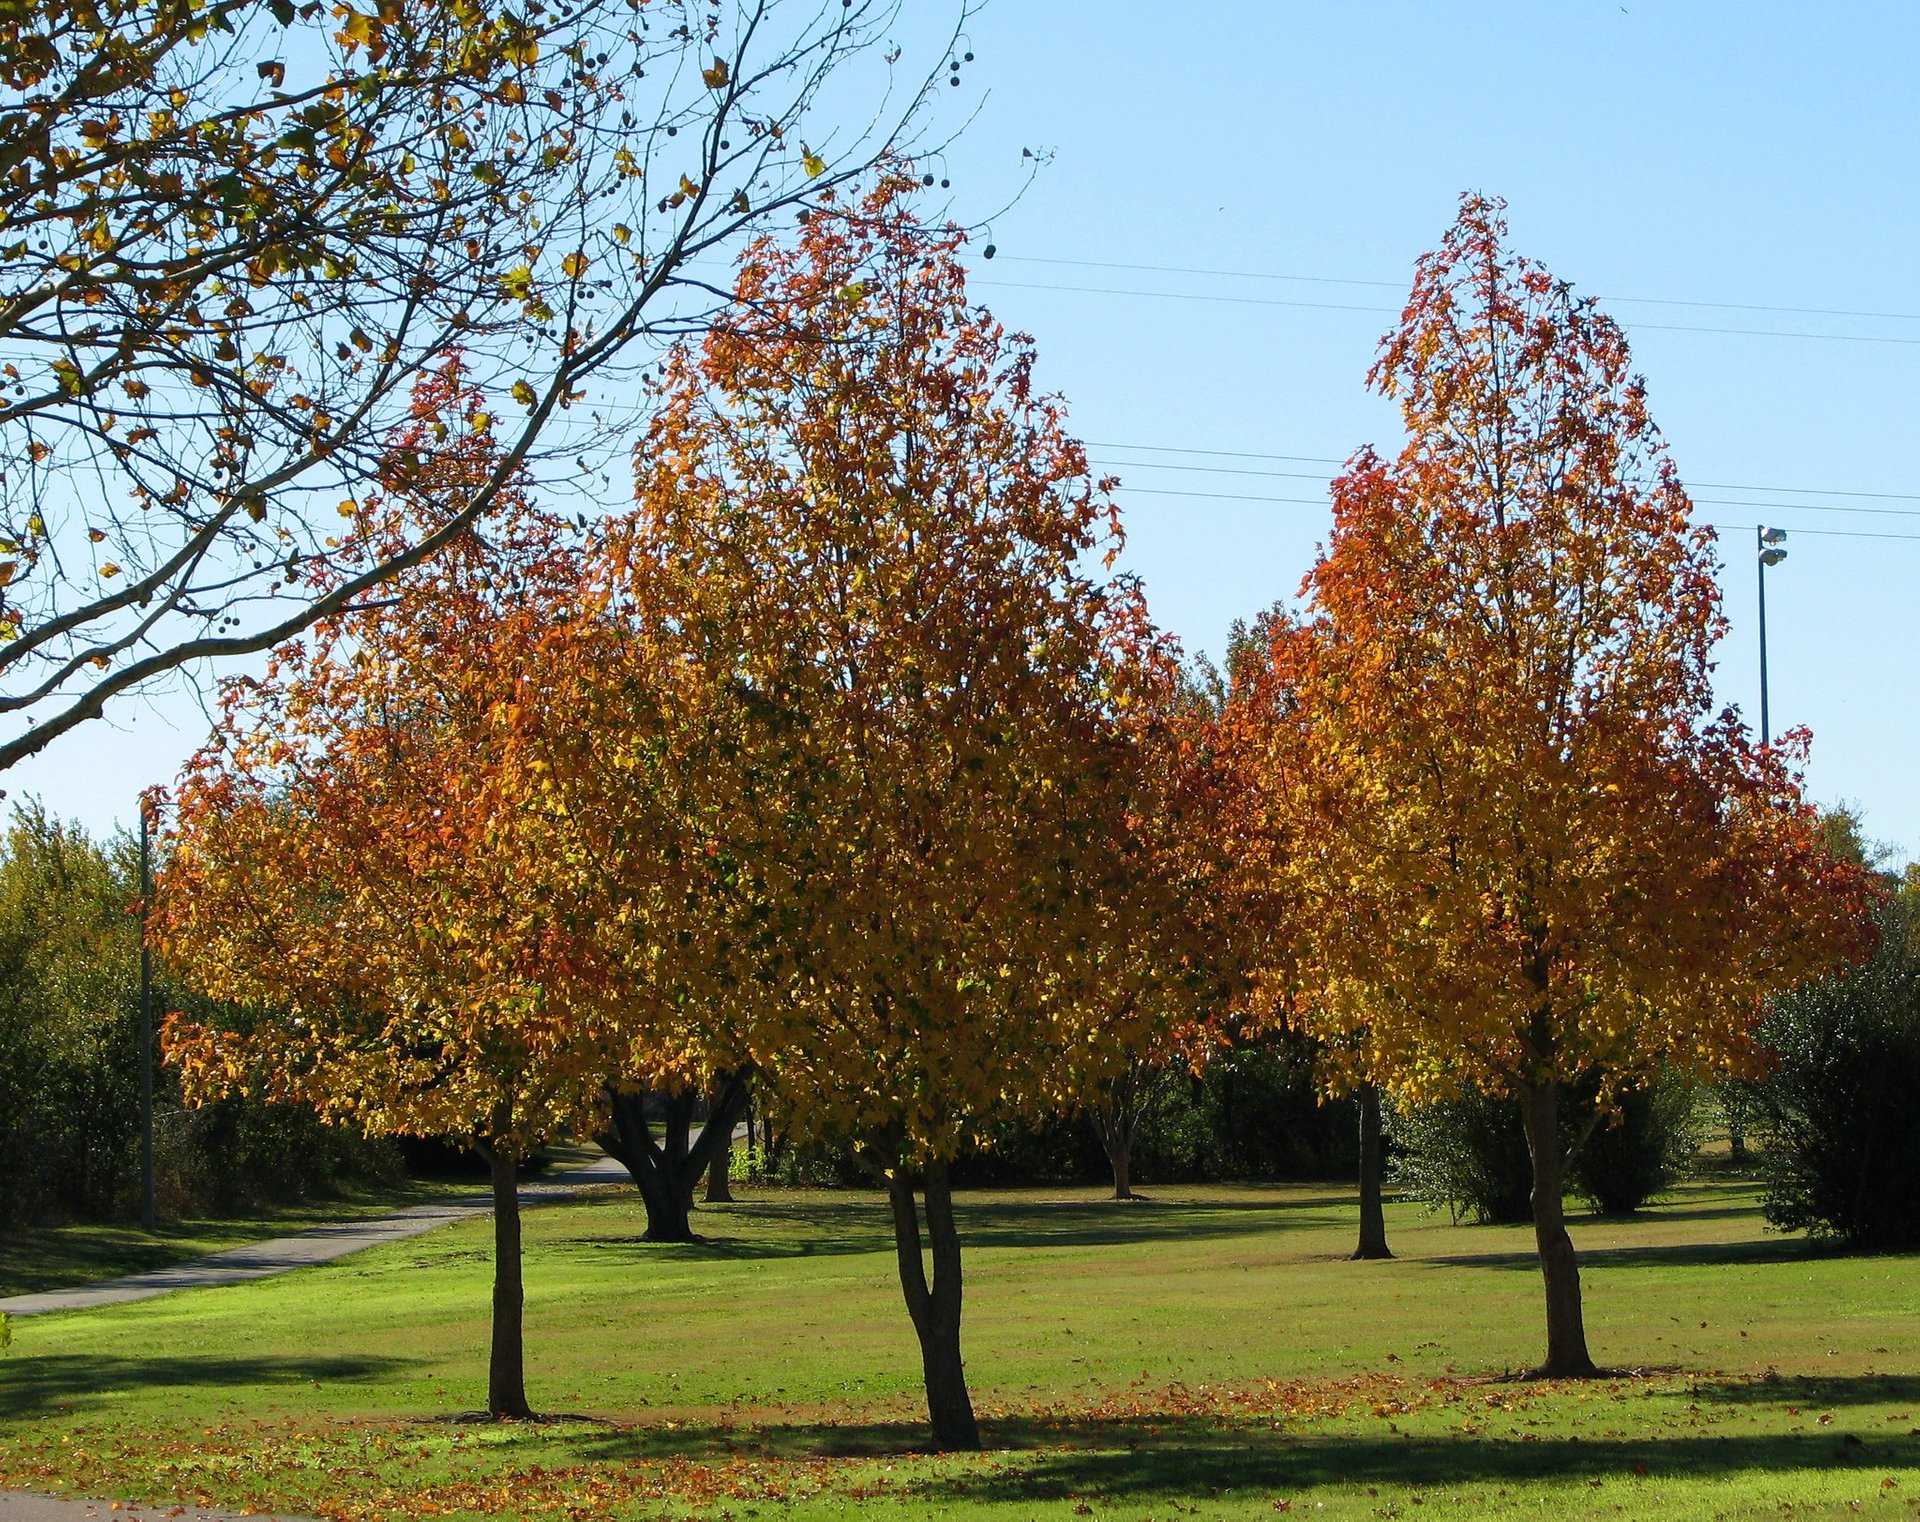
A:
1223;195;1874;1377
595;178;1177;1448
0;0;968;772
152;366;625;1419
1083;662;1239;1203
596;1068;752;1240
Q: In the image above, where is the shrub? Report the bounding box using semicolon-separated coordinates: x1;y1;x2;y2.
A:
1390;1076;1697;1223
1572;1081;1700;1216
1388;1087;1534;1224
1747;894;1920;1248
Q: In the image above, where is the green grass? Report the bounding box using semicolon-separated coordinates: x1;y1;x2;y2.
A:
0;1173;480;1299
3;1177;1918;1519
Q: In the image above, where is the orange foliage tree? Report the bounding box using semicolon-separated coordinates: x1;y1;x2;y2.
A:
1080;661;1242;1203
152;366;627;1420
589;178;1179;1448
1221;196;1876;1377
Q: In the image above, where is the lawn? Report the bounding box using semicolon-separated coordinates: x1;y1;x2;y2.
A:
2;1176;1917;1519
0;1174;479;1300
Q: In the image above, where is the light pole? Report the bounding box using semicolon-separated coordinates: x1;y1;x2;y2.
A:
138;799;156;1231
1757;526;1787;746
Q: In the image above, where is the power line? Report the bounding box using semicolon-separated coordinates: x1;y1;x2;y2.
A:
996;253;1920;326
1111;484;1920;543
973;277;1920;348
1089;457;1920;522
1087;440;1920;505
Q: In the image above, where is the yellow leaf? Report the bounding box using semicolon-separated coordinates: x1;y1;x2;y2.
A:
701;59;729;89
802;149;826;179
100;562;122;578
511;379;537;408
561;251;589;280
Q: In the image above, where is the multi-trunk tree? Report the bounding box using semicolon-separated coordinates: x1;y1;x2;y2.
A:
594;177;1181;1448
1223;194;1875;1376
153;366;622;1420
0;0;964;772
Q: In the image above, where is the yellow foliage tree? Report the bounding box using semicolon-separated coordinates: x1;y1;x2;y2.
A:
587;177;1179;1448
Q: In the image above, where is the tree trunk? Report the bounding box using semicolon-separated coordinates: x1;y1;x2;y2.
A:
1108;1143;1133;1201
887;1160;980;1451
484;1143;534;1419
1519;1080;1598;1377
597;1072;750;1241
705;1126;735;1203
1351;1083;1393;1260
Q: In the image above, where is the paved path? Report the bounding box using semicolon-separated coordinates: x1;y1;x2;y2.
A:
0;1491;312;1521
1;1157;630;1520
0;1155;629;1318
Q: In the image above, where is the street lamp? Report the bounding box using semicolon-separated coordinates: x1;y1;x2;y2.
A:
138;797;156;1230
1757;526;1787;746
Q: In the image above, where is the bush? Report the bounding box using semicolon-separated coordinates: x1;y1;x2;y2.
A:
949;1034;1359;1188
1390;1076;1698;1224
1572;1081;1700;1216
1747;894;1920;1248
1388;1087;1534;1224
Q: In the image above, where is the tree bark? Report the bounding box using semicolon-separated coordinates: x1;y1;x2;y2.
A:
484;1142;534;1419
597;1071;750;1241
1108;1143;1133;1201
887;1160;980;1451
1351;1083;1393;1260
705;1126;735;1202
1519;1080;1598;1377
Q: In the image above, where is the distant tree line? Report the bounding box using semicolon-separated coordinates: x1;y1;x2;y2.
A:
0;805;395;1232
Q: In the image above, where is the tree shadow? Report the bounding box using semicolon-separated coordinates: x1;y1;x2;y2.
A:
563;1190;1356;1263
520;1404;1912;1496
1688;1372;1920;1411
0;1353;412;1421
917;1427;1904;1503
1418;1235;1823;1273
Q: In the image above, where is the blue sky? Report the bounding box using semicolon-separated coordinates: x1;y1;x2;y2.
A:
27;1;1920;860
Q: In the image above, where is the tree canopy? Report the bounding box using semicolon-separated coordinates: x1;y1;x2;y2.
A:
153;364;620;1417
573;178;1182;1446
1221;194;1876;1376
0;0;962;771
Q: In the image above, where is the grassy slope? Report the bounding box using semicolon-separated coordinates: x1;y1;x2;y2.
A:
2;1178;1917;1519
0;1175;482;1299
0;1145;601;1298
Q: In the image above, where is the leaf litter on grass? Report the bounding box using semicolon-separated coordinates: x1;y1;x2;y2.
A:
0;1368;1717;1520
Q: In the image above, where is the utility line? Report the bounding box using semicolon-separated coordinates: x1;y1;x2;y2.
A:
1088;458;1920;522
973;277;1920;347
1086;441;1920;505
995;253;1920;325
1112;485;1920;543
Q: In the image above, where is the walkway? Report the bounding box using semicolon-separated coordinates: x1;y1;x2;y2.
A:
0;1492;310;1521
0;1155;628;1318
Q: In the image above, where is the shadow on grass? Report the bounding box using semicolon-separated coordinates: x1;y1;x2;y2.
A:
564;1190;1359;1263
921;1427;1905;1502
0;1353;412;1421
1688;1372;1920;1410
1419;1235;1824;1273
542;1408;1909;1495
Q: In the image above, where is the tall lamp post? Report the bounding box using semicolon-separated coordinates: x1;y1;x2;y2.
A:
1757;526;1787;746
138;798;156;1230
